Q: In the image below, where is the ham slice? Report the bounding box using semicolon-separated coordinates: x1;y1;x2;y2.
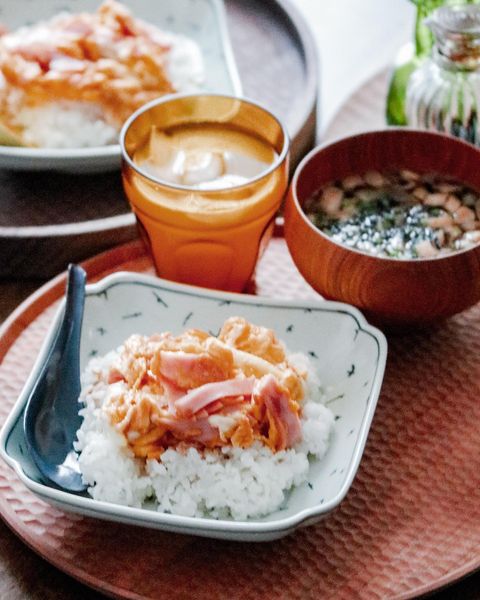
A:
175;377;255;417
161;379;184;413
156;414;220;445
154;349;231;389
254;374;302;450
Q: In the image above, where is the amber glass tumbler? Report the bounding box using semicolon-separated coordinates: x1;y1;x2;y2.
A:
120;94;289;292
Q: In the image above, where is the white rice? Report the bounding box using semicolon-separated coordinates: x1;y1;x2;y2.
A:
75;348;334;520
16;102;120;148
163;33;204;93
14;32;204;149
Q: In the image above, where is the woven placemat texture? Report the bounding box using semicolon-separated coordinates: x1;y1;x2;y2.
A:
0;239;479;600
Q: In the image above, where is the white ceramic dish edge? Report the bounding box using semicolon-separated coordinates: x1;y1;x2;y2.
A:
0;272;387;541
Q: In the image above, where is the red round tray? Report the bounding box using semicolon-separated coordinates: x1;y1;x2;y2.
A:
0;239;480;599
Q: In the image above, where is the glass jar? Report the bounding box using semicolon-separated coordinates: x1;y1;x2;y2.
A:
405;5;480;144
386;1;480;126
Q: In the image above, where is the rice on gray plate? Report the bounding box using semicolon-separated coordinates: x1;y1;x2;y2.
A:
14;30;203;149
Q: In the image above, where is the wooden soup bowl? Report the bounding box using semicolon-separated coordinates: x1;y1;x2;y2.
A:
284;129;480;326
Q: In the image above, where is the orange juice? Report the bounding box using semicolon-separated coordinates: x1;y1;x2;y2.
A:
121;95;289;291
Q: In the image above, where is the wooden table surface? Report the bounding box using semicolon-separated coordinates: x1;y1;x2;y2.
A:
1;1;480;597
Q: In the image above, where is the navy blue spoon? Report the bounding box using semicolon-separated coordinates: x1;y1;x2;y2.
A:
23;264;87;492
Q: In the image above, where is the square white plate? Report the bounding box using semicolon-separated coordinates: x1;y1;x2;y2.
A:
0;0;241;172
0;272;387;541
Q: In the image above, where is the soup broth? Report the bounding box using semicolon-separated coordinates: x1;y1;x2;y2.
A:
304;170;480;259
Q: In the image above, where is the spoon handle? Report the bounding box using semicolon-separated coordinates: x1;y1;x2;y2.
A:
63;264;87;377
60;264;87;415
65;264;87;324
